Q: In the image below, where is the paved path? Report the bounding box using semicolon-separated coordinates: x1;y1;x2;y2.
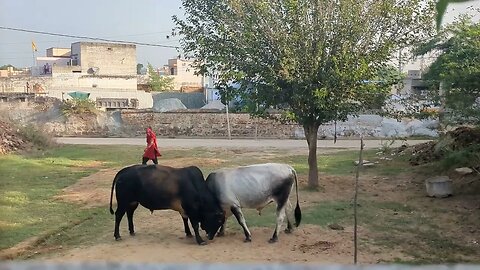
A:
55;137;430;150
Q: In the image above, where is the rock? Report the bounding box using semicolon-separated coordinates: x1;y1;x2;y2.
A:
354;160;374;166
328;223;344;230
455;167;473;175
152;98;187;112
200;100;225;110
425;176;452;198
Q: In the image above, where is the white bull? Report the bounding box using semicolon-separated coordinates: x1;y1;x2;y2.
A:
205;163;301;243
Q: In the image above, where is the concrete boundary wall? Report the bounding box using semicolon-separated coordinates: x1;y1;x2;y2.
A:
120;111;438;139
0;99;439;138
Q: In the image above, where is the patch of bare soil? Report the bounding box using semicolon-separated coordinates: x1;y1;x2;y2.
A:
54;169;116;207
29;162;402;264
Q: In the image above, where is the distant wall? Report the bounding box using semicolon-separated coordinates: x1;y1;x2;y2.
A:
1;74;137;92
73;42;136;76
119;111;438;139
120;110;298;138
51;73;137;90
0;98;439;138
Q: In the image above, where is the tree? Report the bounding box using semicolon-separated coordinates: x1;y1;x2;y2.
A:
0;64;19;70
147;63;175;91
174;0;435;188
416;15;480;126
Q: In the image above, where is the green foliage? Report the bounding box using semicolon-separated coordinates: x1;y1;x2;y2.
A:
439;144;480;170
417;15;480;126
60;98;96;116
175;0;436;187
0;64;20;70
147;63;174;91
17;123;54;150
175;0;435;125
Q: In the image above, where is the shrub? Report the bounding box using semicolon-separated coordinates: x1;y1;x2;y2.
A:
17;123;55;150
61;98;96;116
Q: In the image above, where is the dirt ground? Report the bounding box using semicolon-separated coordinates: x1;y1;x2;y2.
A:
36;157;398;264
4;151;479;264
44;159;337;263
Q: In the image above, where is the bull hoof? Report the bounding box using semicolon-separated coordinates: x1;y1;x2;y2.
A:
268;238;278;244
130;232;136;236
285;228;293;234
198;241;207;246
115;236;122;241
244;238;252;243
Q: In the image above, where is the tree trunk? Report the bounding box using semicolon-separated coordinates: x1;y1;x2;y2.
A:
304;123;320;188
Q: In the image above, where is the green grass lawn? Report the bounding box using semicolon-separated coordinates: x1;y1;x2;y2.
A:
1;144;478;263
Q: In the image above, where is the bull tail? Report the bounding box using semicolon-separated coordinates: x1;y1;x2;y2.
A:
109;174;118;215
292;167;302;227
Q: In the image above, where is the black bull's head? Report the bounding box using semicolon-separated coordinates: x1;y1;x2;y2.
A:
201;211;225;240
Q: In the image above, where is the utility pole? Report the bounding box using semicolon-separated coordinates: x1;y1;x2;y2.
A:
225;89;231;140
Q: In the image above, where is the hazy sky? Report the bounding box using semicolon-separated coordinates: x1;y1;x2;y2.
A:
0;0;479;68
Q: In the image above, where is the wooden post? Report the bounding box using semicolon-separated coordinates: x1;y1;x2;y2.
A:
354;137;364;264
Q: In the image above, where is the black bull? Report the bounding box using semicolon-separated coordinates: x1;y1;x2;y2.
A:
109;164;224;245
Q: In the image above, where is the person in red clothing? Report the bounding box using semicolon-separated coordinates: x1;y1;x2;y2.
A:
142;126;161;164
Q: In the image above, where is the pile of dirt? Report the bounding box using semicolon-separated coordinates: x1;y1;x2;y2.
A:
0;119;31;155
409;126;480;166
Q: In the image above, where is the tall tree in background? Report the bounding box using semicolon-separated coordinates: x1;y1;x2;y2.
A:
417;15;480;126
174;0;435;188
147;63;175;92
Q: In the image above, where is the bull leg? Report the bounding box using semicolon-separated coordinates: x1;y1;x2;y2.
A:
126;202;139;236
269;204;287;243
190;219;206;245
217;217;227;237
114;205;127;240
231;206;252;242
284;199;293;234
182;215;193;238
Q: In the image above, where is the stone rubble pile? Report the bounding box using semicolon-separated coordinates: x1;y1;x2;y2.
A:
409;126;480;166
0;119;28;155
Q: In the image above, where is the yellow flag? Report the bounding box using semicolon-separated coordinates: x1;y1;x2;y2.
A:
31;41;37;52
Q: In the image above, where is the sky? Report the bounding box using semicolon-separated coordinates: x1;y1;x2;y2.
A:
0;0;479;69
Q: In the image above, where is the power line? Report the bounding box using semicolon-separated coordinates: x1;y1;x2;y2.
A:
0;26;179;49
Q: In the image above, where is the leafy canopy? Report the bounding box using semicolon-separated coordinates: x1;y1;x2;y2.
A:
147;63;175;92
174;0;435;127
417;15;480;125
175;0;435;188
